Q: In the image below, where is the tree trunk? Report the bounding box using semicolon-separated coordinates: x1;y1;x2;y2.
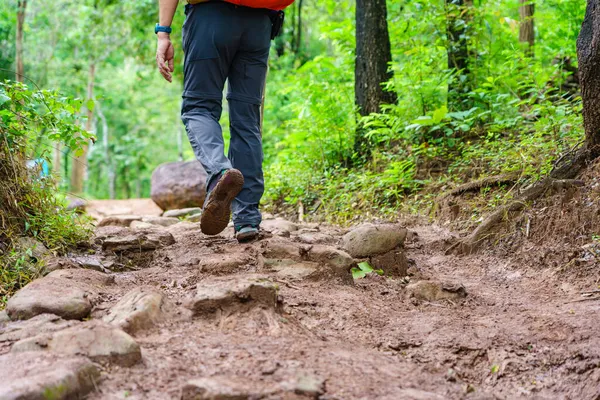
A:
578;0;600;156
15;0;27;82
96;100;115;199
355;0;397;158
70;62;95;194
446;0;472;111
519;0;535;57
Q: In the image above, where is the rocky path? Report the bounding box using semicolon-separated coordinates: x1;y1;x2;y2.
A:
1;206;599;399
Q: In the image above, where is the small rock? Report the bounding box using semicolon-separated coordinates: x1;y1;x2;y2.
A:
186;213;202;223
12;321;142;367
342;224;407;258
262;218;298;234
130;220;156;230
285;373;325;398
181;376;271;400
15;237;50;263
199;251;255;274
0;352;100;400
0;314;78;344
406;280;467;302
101;230;176;252
142;216;180;227
295;232;333;245
68;255;111;272
97;215;142;227
163;207;203;219
103;287;166;334
395;389;446;400
66;197;88;213
0;311;9;324
6;269;112;321
186;277;278;316
151;161;207;211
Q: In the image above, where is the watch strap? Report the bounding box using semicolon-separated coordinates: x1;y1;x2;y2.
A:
155;24;172;34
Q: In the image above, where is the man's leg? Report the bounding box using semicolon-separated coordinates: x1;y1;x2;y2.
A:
181;3;237;189
227;9;272;231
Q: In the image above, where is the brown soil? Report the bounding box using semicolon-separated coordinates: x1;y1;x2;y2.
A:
4;200;600;399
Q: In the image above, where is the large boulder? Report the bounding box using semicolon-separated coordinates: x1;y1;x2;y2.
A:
151;161;208;211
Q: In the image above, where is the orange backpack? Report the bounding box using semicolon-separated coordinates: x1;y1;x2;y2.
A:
224;0;295;10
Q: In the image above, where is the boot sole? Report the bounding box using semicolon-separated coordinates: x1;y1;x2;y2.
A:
201;169;244;236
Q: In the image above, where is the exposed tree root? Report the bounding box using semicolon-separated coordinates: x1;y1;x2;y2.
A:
441;173;520;198
447;147;594;255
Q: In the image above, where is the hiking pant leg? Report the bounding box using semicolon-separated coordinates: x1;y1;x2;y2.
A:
180;3;240;188
227;9;271;228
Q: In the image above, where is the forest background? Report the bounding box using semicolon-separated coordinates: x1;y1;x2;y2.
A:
0;0;586;225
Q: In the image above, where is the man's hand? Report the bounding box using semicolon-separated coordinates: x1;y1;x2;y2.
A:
156;34;174;83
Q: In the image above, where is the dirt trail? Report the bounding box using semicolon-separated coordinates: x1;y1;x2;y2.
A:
2;200;600;400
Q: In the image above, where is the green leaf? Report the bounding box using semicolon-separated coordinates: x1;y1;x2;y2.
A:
351;267;367;279
86;99;95;112
357;261;374;273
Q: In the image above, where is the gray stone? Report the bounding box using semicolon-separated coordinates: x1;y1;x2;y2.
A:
181;376;268;400
342;224;407;258
295;232;334;245
101;230;175;252
406;281;467;302
15;237;49;262
151;161;208;211
0;352;100;400
186;277;278;316
6;269;112;321
163;207;203;219
0;314;78;344
262;219;298;235
0;310;10;324
12;321;142;367
292;373;325;398
142;216;180;227
66;197;88;213
103;287;165;334
97;214;142;227
130;220;156;230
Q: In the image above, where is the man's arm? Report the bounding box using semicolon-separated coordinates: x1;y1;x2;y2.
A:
156;0;179;83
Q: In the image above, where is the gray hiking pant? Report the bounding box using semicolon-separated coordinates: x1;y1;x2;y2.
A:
181;2;271;228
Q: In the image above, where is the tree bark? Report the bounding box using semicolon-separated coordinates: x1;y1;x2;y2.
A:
519;0;535;57
70;62;95;194
446;0;472;111
577;0;600;155
355;0;397;158
15;0;27;82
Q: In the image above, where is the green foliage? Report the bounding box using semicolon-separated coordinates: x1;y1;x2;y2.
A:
352;262;384;280
0;81;93;306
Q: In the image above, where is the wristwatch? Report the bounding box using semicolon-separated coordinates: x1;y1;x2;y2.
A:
155;24;172;34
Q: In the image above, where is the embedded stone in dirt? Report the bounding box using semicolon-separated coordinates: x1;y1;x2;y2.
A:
264;259;319;280
370;249;409;276
406;280;467;302
295;231;334;245
199;251;256;274
101;229;176;252
0;352;100;400
163;207;203;219
142;215;180;227
394;389;446;400
11;321;142;367
130;220;157;230
186;277;278;316
6;269;113;321
262;218;299;235
342;224;407;258
285;373;326;398
151;160;208;211
180;376;274;400
0;314;78;345
103;287;166;334
97;214;142;227
0;310;9;323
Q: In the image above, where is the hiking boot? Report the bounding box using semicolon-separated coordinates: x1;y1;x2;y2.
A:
235;225;259;243
201;169;244;236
